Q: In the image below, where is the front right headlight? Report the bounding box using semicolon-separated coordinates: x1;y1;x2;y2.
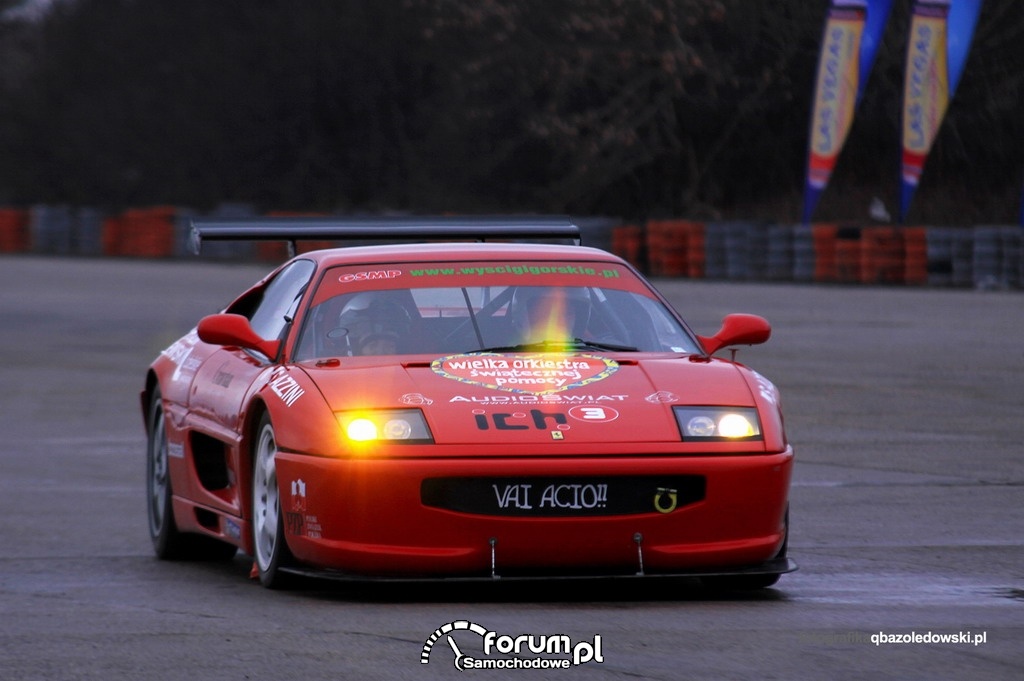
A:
673;407;762;442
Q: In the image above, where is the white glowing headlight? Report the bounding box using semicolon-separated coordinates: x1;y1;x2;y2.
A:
337;410;433;444
346;417;378;441
718;413;756;438
674;407;762;441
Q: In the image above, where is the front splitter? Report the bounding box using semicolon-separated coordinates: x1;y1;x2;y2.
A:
280;556;797;585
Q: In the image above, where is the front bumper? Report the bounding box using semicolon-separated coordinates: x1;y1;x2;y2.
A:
273;446;793;579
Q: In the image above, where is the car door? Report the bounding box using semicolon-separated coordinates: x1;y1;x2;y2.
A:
184;259;316;513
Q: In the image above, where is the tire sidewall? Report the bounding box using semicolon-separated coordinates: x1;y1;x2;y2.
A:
252;412;291;588
147;387;178;557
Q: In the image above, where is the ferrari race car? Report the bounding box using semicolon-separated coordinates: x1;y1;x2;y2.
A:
143;217;795;589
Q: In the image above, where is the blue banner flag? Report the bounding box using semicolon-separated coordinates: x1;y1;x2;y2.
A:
899;0;984;222
803;0;893;224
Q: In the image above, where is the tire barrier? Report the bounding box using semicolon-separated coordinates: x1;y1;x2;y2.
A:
619;220;1023;289
0;208;29;252
902;227;928;286
859;227;905;285
102;206;184;258
766;223;794;281
813;223;839;283
29;204;74;255
792;224;815;282
3;204;1023;290
610;223;644;271
973;225;1022;290
923;226;988;288
643;219;703;277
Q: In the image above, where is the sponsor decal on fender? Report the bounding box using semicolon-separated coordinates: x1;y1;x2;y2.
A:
290;479;307;512
431;353;618;395
285;478;323;538
268;369;304;407
223;517;242;541
164;330;202;382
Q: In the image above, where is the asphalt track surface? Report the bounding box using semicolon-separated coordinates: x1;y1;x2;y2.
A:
0;255;1021;680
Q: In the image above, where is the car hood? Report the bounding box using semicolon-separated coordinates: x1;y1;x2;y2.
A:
301;353;757;445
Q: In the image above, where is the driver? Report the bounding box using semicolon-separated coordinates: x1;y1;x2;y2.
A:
333;293;411;355
510;286;591;344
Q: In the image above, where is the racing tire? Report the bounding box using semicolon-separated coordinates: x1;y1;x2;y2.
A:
147;387;237;561
251;412;294;589
700;508;789;592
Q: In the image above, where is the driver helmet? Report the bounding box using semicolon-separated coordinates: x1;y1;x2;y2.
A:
509;286;592;342
335;293;411;355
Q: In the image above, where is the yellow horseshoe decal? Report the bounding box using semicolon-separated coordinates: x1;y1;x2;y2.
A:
653;487;678;514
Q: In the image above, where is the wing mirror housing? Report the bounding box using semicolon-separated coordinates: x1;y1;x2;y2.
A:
698;314;771;355
197;313;280;359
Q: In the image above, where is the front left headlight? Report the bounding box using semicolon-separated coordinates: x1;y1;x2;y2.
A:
336;409;433;444
673;406;762;442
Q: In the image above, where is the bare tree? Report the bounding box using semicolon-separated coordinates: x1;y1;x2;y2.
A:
408;0;822;217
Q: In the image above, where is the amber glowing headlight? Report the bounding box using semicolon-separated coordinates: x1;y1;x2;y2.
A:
673;407;762;441
336;410;433;444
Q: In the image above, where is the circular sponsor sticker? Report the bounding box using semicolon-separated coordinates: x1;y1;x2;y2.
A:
431;353;619;395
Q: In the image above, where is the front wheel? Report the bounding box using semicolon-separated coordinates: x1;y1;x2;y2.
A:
251;412;293;588
147;386;183;558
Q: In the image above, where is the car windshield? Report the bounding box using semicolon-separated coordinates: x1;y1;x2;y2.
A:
292;259;700;359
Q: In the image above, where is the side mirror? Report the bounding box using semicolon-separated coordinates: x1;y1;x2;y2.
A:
197;313;280;359
698;314;771;355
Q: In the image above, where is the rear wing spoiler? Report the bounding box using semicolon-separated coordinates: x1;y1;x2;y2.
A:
189;215;581;256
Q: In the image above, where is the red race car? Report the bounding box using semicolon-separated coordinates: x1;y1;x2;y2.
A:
143;217;795;589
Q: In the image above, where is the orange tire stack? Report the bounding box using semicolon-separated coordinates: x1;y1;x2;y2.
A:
646;220;680;276
645;219;704;278
902;227;929;285
686;221;706;278
859;226;904;285
611;223;645;272
103;206;178;257
811;223;838;282
834;225;862;283
0;208;29;252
